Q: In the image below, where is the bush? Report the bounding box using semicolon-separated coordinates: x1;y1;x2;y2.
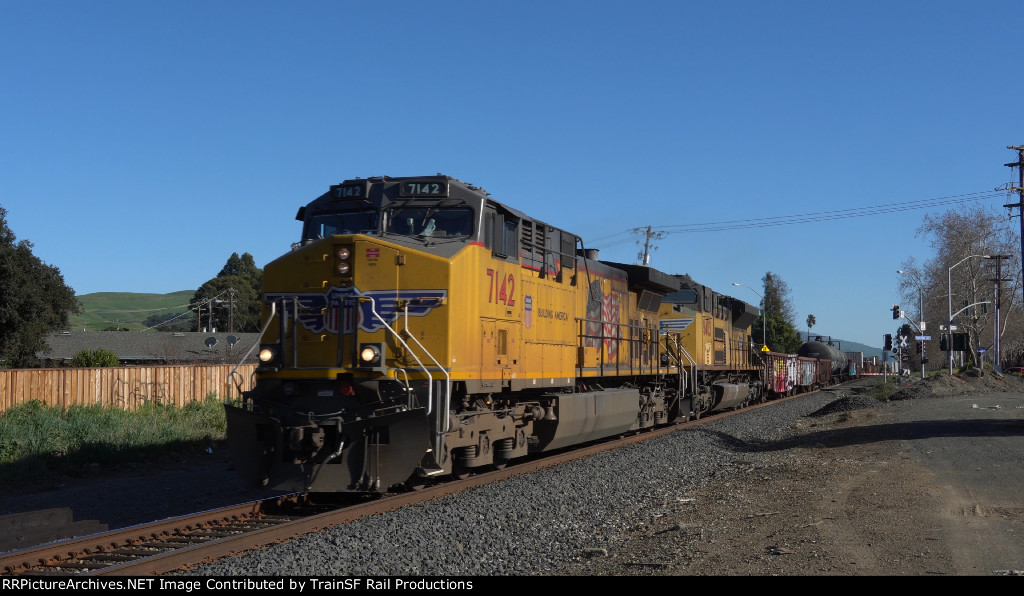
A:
70;348;121;367
0;396;226;482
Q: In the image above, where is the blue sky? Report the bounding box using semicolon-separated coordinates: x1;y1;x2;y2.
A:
2;1;1022;348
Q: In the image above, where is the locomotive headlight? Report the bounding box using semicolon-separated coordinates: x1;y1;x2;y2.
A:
357;342;384;367
258;346;277;363
336;246;351;275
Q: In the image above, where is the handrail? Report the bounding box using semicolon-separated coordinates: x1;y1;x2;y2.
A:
362;297;434;412
363;297;449;474
660;331;696;404
401;302;451;433
225;302;277;402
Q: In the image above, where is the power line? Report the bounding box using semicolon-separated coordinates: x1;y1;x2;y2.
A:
651;190;1001;234
592;189;1001;242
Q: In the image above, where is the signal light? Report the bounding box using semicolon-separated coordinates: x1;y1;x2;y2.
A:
940;334;948;351
915;341;922;354
892;304;900;320
883;334;892;351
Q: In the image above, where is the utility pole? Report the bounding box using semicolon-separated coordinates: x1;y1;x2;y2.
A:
1004;146;1024;291
988;255;1011;372
633;225;665;266
228;288;236;333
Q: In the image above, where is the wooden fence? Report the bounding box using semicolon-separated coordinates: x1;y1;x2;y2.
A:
0;364;258;413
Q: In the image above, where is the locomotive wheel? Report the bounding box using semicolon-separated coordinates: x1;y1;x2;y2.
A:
404;475;428;492
451;463;471;480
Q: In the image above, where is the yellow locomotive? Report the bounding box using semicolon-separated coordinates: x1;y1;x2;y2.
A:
225;175;764;493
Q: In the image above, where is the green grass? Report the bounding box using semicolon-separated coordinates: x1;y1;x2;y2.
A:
69;290;195;332
0;396;226;484
863;375;912;402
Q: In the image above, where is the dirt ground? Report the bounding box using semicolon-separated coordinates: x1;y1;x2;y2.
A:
558;371;1024;576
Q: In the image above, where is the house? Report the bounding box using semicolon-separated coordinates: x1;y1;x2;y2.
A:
39;331;262;367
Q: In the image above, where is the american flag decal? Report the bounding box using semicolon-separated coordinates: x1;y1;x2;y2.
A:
602;292;620;359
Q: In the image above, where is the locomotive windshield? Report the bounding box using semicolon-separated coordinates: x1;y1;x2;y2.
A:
385;206;473;238
303;210;379;241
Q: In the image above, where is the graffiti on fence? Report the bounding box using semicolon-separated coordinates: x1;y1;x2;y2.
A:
112;377;171;409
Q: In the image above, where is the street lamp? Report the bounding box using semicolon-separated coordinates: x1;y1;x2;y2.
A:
947;254;994;376
732;283;766;351
896;270;925;380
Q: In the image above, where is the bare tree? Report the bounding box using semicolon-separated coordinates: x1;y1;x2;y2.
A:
911;203;1022;369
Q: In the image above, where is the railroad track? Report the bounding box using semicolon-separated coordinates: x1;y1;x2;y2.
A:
0;386;834;577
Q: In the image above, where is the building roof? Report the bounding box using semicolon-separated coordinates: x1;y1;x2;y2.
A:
41;331;262;365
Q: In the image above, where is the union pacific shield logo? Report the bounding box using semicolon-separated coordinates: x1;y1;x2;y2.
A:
266;286;447;334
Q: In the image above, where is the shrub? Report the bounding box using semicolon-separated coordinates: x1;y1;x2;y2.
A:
70;348;121;367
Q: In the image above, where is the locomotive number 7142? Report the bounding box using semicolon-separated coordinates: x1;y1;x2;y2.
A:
486;269;516;307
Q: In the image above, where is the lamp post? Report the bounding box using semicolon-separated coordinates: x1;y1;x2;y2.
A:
732;283;766;351
947;255;994;376
896;270;925;380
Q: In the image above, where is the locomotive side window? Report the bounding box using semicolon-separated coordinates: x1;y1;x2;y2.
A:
489;212;518;259
502;218;517;257
304;210;378;241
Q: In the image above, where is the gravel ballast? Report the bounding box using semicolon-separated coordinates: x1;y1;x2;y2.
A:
180;387;853;576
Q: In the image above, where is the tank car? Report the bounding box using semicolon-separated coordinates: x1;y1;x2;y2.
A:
224;175;765;494
797;337;850;383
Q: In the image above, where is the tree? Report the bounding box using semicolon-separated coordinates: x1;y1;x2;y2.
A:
806;314;816;340
0;206;81;368
757;271;802;353
913;203;1022;369
189;253;263;333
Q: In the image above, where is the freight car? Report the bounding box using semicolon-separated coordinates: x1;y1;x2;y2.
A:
798;337;853;383
224;175;822;495
764;352;830;397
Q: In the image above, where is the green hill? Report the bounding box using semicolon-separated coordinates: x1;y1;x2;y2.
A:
69;291;196;332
